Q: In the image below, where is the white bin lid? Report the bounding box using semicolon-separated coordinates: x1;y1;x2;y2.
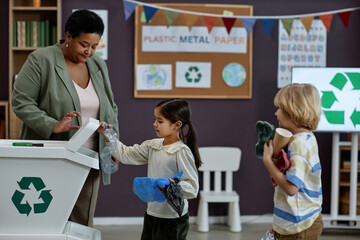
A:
0;118;100;169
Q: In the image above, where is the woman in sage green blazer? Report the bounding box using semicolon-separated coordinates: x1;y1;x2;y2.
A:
11;10;118;227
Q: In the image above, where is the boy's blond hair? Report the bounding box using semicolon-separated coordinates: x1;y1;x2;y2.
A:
274;83;321;131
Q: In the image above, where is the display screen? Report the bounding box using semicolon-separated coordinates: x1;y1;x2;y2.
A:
292;67;360;132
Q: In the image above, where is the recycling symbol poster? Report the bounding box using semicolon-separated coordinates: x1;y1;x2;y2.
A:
292;67;360;132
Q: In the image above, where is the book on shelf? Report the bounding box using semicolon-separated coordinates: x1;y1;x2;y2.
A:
13;21;17;47
52;26;57;45
13;20;54;48
40;21;45;47
45;19;50;47
20;21;26;48
32;21;38;47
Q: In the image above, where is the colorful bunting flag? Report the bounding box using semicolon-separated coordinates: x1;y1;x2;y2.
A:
261;19;276;37
281;18;295;36
222;17;237;34
123;0;138;20
203;15;218;33
164;10;178;28
241;18;257;36
319;14;334;32
338;11;352;28
143;5;158;24
121;0;358;37
184;14;199;31
300;16;315;33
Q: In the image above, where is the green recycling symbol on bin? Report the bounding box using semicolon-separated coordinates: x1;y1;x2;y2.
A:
11;177;53;216
321;72;360;126
185;66;202;83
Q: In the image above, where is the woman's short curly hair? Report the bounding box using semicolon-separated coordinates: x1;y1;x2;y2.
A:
65;9;104;39
274;83;322;131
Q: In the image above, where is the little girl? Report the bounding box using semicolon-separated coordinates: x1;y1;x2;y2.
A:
98;98;201;240
263;83;323;239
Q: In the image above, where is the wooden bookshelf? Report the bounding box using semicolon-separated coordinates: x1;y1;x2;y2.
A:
8;0;61;139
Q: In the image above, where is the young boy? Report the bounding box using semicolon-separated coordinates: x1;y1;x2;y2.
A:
263;83;323;239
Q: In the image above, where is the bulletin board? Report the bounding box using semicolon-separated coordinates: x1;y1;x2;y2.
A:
134;4;253;99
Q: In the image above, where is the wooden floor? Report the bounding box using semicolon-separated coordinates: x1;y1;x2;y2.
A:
94;223;360;240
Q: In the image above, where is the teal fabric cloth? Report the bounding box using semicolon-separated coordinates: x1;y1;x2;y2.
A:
255;120;275;159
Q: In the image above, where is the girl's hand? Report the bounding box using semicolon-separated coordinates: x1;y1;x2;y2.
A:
158;178;175;194
263;140;274;165
97;121;113;136
53;111;81;134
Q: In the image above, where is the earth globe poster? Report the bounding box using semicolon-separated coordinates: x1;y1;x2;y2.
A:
136;64;172;91
292;67;360;132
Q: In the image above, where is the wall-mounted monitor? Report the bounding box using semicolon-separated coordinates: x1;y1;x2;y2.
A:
292;67;360;132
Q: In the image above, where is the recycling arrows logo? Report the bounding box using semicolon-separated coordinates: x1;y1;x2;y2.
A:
321;72;360;126
11;177;53;216
185;66;202;83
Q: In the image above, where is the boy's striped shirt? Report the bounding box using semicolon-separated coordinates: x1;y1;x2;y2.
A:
273;132;322;235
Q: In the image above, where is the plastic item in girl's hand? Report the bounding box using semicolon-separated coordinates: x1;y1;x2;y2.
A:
133;170;184;204
100;128;119;174
163;171;185;217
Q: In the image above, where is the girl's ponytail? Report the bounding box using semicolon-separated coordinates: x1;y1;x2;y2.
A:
183;122;202;169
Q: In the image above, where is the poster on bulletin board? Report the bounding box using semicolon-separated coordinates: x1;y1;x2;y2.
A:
134;4;253;99
277;19;327;88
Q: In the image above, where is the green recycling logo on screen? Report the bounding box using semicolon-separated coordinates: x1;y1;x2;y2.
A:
321;72;360;126
11;177;53;216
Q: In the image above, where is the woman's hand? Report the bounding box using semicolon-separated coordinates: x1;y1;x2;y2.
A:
52;111;81;134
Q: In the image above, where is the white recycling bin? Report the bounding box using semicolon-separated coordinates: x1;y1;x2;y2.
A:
0;118;101;240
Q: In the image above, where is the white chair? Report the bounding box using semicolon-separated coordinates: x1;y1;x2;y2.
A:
196;147;242;232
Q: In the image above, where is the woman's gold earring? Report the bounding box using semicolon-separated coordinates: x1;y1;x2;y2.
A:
66;43;69;47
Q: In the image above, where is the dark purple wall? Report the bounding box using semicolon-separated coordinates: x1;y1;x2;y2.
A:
2;0;360;217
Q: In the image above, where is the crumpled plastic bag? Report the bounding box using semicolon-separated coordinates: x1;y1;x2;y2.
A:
255;121;275;159
100;128;119;174
133;171;184;212
163;174;185;217
260;229;275;240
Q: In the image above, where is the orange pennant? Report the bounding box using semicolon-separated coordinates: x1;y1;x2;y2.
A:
338;11;352;28
319;14;334;32
184;14;199;32
203;15;218;33
300;16;315;33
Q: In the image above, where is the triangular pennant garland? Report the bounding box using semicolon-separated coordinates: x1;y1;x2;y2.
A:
319;14;334;32
123;0;138;20
241;18;257;36
203;15;218;33
281;18;295;36
338;11;352;28
184;14;199;31
121;1;358;37
143;5;158;24
222;17;237;34
260;19;276;37
300;16;315;33
164;10;178;28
